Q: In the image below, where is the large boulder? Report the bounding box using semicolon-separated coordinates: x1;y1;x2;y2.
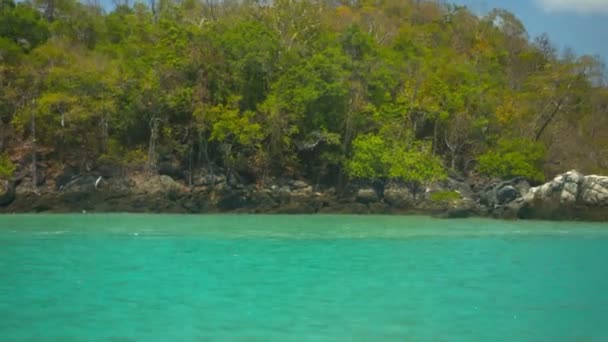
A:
480;178;530;209
580;175;608;206
519;170;608;220
523;170;584;207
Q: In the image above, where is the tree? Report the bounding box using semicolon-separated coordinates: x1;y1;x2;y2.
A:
348;132;446;192
478;138;546;182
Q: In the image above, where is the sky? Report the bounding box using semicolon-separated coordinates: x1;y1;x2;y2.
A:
455;0;608;62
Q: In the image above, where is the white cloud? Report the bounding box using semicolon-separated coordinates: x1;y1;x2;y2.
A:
535;0;608;14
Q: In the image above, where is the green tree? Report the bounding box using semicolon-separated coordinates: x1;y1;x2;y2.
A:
478;138;546;182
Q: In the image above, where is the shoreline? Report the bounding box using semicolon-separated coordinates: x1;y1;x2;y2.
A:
2;170;607;221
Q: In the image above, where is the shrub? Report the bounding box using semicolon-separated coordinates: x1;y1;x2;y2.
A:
477;138;545;182
347;134;446;186
430;190;461;203
0;153;16;179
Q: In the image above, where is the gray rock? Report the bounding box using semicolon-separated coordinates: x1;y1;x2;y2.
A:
356;188;378;204
194;173;226;186
383;184;414;208
579;175;608;206
290;186;314;201
512;179;531;197
278;186;291;197
159;175;179;190
518;170;608;220
291;180;310;189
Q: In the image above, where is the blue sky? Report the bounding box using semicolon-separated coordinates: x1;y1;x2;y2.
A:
455;0;608;61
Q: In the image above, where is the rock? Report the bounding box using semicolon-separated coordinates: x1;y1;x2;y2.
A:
356;188;378;204
518;170;608;220
193;172;226;187
512;179;531;197
580;175;608;206
0;180;15;206
383;184;414;208
524;170;584;206
217;190;248;210
480;178;527;208
277;186;292;198
291;180;309;189
60;175;99;192
443;200;478;218
159;175;179;190
56;167;77;189
292;186;313;196
497;185;519;205
249;189;278;211
227;172;244;188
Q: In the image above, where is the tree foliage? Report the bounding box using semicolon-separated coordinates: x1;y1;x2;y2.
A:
0;0;606;188
348;133;446;186
478;139;546;182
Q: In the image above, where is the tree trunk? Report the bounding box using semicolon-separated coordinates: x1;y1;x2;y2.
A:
147;117;159;173
535;98;564;141
0;119;4;153
101;113;109;153
451;150;456;170
31;108;37;191
432;116;439;154
188;146;193;187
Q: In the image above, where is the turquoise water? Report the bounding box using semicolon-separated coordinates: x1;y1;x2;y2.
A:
1;215;608;341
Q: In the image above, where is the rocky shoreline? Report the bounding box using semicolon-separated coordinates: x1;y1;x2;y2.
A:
1;170;607;221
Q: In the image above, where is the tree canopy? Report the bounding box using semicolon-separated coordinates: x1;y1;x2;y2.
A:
1;0;607;186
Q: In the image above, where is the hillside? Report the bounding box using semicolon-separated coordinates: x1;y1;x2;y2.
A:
1;0;607;199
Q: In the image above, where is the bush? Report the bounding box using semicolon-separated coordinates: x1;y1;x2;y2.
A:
0;153;16;179
98;139;148;170
477;138;545;182
430;190;461;203
347;133;446;185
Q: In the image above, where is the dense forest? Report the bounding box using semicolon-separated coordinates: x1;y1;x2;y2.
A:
1;0;607;191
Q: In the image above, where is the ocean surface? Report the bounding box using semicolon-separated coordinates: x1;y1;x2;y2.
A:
1;214;608;341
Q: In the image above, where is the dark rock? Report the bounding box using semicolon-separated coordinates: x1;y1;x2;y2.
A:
61;175;100;192
444;207;474;218
217;190;248;210
480;178;526;209
512;179;531;196
56;167;78;189
97;162;122;178
227;172;244;188
0;180;15;206
497;185;519;205
249;189;278;210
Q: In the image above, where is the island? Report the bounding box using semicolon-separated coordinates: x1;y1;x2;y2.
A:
1;0;607;220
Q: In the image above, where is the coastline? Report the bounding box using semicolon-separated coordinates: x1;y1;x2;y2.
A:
2;170;607;222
